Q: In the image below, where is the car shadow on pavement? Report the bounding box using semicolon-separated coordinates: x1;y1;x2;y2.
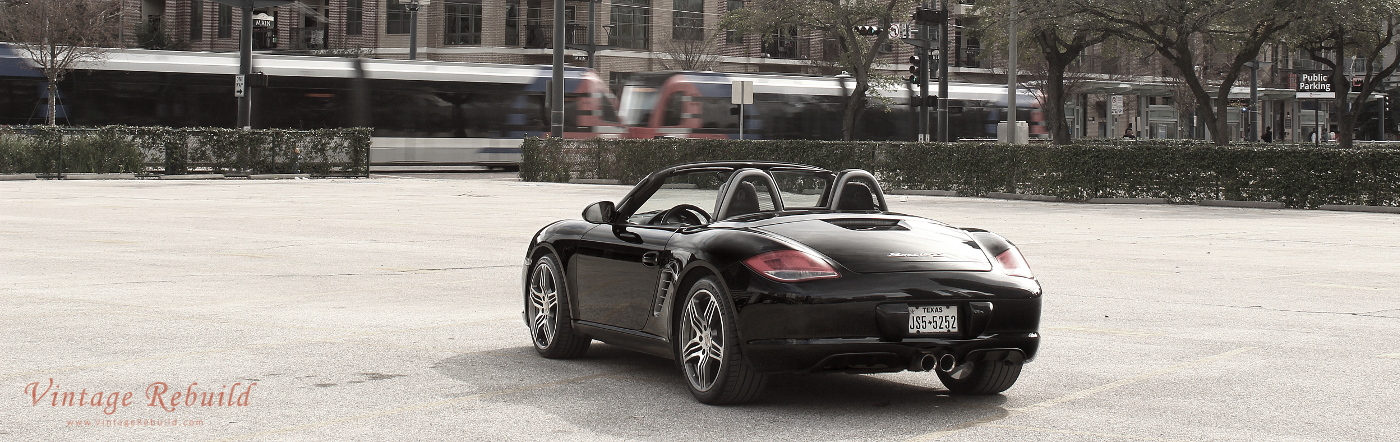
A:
434;343;1010;439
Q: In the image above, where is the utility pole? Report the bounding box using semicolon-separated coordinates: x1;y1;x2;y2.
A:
1006;0;1018;144
237;0;252;129
937;0;949;142
920;23;931;142
1248;59;1259;141
550;0;565;137
587;0;596;69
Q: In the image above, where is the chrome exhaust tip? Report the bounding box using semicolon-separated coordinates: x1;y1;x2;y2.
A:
937;354;958;372
910;354;938;372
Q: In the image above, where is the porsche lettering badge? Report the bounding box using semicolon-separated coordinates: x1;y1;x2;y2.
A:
888;252;943;258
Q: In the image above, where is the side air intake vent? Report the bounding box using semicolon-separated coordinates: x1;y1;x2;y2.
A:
824;219;908;231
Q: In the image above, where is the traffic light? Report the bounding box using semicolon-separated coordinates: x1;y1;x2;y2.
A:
910;94;938;108
854;26;883;36
912;6;944;24
908;55;924;84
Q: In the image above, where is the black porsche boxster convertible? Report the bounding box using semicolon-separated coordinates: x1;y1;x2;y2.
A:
523;162;1041;404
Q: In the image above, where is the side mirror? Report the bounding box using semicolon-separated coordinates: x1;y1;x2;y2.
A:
582;201;615;224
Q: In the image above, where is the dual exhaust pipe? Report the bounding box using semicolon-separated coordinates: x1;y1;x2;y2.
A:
910;352;958;373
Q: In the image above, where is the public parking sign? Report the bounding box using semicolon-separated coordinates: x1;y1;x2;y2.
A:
1297;72;1335;99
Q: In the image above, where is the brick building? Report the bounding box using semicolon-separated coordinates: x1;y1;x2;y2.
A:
118;0;994;87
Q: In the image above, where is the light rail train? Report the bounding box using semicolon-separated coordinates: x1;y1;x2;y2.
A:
0;45;1043;167
617;71;1044;140
0;45;621;168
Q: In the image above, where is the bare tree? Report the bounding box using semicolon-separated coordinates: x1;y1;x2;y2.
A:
725;0;919;141
1289;0;1400;147
1072;0;1299;145
655;31;723;72
0;0;121;125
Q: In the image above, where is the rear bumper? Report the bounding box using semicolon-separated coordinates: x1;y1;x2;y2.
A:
725;268;1042;373
742;333;1038;373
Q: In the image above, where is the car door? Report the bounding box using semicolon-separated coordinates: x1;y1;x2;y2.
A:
572;224;675;330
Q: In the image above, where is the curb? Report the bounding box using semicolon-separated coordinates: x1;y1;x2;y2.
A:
64;173;137;180
987;192;1062;202
0;174;38;181
1086;197;1170;204
568;178;622;185
159;174;227;180
250;174;311;180
887;189;957;197
1199;200;1286;209
1319;205;1400;214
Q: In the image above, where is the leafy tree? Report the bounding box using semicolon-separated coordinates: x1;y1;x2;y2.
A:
976;0;1113;144
0;0;121;125
1287;0;1400;147
1072;0;1299;145
724;0;920;141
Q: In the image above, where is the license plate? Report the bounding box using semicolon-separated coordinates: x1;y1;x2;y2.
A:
908;305;958;334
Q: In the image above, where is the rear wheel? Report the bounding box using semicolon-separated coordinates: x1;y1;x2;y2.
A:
936;359;1022;395
677;277;767;405
525;254;589;359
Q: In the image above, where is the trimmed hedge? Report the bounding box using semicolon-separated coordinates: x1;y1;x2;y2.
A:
0;126;371;176
520;138;1400;209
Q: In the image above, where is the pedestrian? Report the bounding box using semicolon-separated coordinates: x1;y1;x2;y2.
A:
1261;126;1273;143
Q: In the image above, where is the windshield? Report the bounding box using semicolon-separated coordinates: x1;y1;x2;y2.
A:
619;86;660;126
771;170;832;209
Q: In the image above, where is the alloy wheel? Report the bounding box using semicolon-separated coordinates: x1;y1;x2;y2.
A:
527;261;559;349
680;288;725;392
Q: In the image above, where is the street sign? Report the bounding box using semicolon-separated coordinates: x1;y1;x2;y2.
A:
732;80;753;105
1297;72;1335;99
234;74;246;98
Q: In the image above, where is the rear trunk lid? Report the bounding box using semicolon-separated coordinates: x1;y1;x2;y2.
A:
755;217;993;273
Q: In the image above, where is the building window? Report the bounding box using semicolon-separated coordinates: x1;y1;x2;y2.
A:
673;0;703;41
725;0;742;44
610;0;650;50
218;4;232;38
190;1;203;40
505;0;520;46
444;0;482;45
346;0;363;35
762;26;798;58
386;0;411;34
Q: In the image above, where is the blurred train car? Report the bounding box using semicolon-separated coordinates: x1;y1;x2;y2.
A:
0;46;623;168
617;71;1044;141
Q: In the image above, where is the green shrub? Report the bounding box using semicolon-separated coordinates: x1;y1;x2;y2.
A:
0;126;370;176
521;138;1400;209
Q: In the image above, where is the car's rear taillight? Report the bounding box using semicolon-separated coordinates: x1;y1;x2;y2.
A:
994;247;1034;279
743;250;840;282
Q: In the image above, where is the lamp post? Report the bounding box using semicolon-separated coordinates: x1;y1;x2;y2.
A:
1245;60;1272;142
407;0;422;60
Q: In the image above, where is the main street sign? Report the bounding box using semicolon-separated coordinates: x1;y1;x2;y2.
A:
1297;72;1335;99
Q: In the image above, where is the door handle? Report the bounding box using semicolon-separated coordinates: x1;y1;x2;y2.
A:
642;251;660;268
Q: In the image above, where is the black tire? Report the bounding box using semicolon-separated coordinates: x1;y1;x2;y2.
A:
676;276;767;405
936;359;1022;395
525;253;590;359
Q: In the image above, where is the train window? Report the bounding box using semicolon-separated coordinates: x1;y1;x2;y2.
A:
619;86;658;126
662;92;685;127
696;96;736;129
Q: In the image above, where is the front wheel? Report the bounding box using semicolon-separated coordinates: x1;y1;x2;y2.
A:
525;253;590;359
677;277;767;405
936;359;1022;395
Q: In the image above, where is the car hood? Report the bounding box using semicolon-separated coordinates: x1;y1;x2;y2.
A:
753;216;994;273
